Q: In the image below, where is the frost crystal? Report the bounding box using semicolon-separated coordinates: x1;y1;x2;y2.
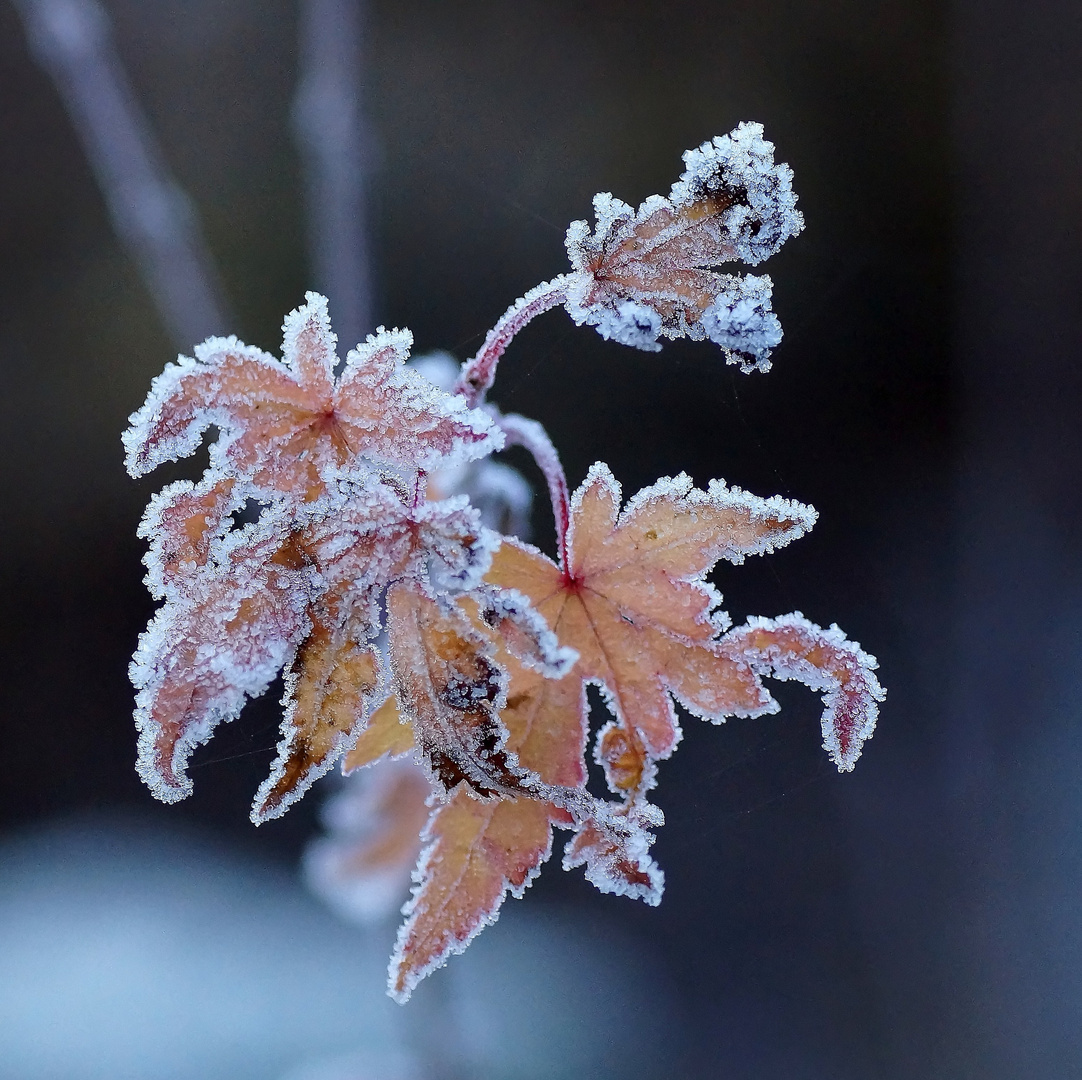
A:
701;274;784;372
124;124;884;1005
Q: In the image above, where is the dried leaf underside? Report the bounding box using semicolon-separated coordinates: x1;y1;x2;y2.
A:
124;124;884;1004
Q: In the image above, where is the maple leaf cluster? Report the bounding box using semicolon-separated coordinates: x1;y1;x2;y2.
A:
124;124;884;1002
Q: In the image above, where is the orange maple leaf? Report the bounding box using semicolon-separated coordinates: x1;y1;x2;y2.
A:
487;463;816;777
123;293;500;499
481;463;882;894
384;630;582;1001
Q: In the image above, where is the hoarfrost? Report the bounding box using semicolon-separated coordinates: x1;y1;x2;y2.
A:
670;122;803;266
562;122;803;365
701;274;784;372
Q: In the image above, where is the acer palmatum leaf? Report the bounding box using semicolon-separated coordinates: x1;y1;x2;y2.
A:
564;123;803;369
487;463;817;772
390;790;559;1003
134;467;514;816
123;292;501;499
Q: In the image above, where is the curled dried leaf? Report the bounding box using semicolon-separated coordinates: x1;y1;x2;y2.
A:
719;613;884;771
131;511;314;804
386;582;537;800
563;122;803;369
562;804;664;906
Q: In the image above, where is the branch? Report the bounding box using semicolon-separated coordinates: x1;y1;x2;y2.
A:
12;0;230;347
292;0;375;354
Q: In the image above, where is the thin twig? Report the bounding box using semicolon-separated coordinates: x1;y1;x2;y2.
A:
495;411;572;569
292;0;374;353
12;0;231;347
455;275;570;407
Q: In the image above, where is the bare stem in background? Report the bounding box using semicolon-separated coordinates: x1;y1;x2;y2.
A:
292;0;374;353
12;0;231;348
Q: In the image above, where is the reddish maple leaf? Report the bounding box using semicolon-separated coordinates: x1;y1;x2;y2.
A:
132;475;519;819
123;292;501;499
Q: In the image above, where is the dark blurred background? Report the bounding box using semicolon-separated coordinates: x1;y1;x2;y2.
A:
0;0;1079;1077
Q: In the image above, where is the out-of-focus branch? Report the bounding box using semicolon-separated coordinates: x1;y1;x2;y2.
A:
292;0;374;353
12;0;231;347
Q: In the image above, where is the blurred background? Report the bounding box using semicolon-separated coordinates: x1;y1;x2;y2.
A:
0;0;1080;1076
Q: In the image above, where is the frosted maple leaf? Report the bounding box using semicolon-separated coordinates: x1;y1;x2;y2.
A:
124;293;501;499
125;123;885;1004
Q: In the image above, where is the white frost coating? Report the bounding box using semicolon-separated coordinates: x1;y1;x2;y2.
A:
562;804;664;907
474;584;579;677
727;612;885;772
573;299;663;352
414;495;498;594
281;289;337;380
388;797;556;1003
670;122;804;266
701;274;783;373
137;474;246;600
562;123;802;364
